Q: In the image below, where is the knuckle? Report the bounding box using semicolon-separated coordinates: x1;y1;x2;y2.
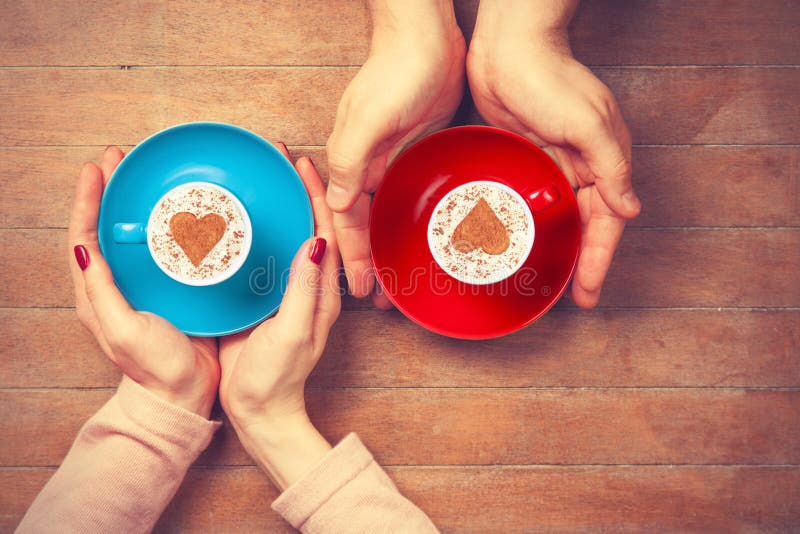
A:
325;149;362;184
277;329;312;353
591;107;612;130
613;157;633;181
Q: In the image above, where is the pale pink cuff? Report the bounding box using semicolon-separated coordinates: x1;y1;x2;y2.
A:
116;376;221;451
272;433;374;526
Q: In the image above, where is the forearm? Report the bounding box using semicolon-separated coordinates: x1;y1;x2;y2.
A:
17;378;219;534
368;0;461;50
474;0;579;52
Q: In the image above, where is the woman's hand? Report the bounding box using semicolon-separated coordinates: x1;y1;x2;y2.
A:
467;0;641;308
326;0;466;305
68;147;220;417
219;145;340;490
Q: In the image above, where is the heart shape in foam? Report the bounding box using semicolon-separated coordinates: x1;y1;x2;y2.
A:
169;212;227;266
451;197;510;255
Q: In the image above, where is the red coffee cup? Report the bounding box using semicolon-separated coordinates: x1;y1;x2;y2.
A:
370;125;581;339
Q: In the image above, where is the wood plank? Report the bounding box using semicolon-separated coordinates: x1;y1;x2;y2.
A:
568;0;800;66
2;68;799;146
599;67;800;145
0;68;353;147
0;0;369;67
602;228;799;307
3;308;798;389
2;146;797;229
3;467;798;533
2;1;798;67
2;389;798;467
632;146;800;227
2;229;797;308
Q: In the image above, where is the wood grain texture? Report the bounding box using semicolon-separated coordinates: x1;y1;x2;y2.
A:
2;1;799;531
568;0;800;66
2;68;800;146
3;308;798;389
2;466;799;533
0;0;370;67
0;68;353;146
2;146;797;229
3;388;798;467
2;1;798;67
2;228;797;308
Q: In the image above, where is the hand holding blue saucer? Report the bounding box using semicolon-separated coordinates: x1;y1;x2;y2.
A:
98;123;313;336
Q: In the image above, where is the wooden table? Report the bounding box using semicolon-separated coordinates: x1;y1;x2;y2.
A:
1;1;798;531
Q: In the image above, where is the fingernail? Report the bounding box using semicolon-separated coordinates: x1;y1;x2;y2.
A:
308;237;327;265
623;191;641;213
277;141;287;150
74;245;90;271
105;145;112;152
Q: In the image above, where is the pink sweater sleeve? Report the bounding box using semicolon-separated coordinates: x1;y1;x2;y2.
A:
272;433;438;533
16;377;220;534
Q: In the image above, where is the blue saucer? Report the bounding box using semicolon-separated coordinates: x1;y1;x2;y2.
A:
98;122;313;336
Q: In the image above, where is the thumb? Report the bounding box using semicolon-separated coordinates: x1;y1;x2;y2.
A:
572;115;640;220
274;237;327;331
325;109;391;212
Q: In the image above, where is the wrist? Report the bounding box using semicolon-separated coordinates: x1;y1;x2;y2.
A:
235;413;332;491
369;0;463;53
472;0;574;57
147;381;217;419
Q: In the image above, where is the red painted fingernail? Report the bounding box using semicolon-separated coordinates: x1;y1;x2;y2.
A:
277;141;287;150
74;245;90;271
308;237;327;265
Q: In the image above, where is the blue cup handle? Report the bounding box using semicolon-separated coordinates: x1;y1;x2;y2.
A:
114;223;147;244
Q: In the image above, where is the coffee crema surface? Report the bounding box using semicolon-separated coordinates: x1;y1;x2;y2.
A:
149;185;247;282
428;181;533;285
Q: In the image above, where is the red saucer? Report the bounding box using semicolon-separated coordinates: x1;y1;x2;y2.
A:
370;126;581;339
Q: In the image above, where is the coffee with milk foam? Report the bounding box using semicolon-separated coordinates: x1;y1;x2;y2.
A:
428;181;533;285
149;183;248;283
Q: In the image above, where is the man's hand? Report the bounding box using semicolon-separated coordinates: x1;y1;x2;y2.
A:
468;0;641;308
326;0;466;305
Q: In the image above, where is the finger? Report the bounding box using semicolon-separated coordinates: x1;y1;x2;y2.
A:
274;141;291;160
371;284;394;310
68;163;113;353
274;237;326;332
325;108;391;212
570;110;640;220
333;192;374;298
99;146;125;185
296;157;341;335
571;187;627;309
75;241;143;345
297;157;334;236
550;146;581;189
